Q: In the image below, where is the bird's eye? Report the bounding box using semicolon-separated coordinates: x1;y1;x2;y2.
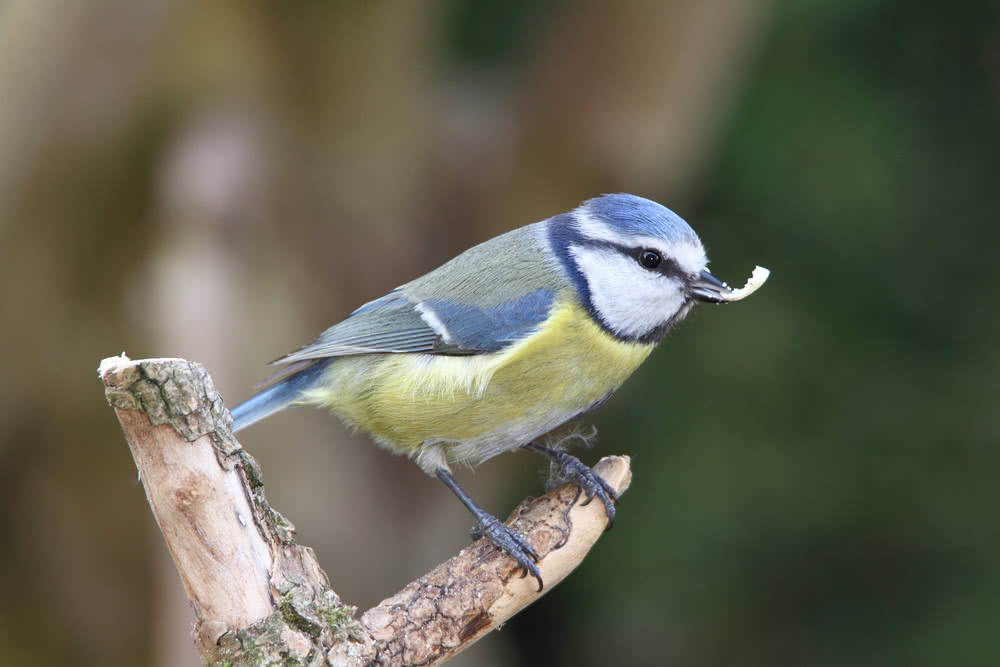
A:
638;249;662;269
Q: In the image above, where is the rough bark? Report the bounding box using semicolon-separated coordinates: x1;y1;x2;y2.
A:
99;354;632;666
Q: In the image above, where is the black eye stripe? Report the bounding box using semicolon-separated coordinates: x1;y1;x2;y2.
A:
652;255;681;275
581;240;684;278
623;245;680;276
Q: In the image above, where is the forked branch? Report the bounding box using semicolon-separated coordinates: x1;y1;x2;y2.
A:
99;355;632;666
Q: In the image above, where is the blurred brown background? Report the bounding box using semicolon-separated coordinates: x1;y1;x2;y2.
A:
1;1;998;666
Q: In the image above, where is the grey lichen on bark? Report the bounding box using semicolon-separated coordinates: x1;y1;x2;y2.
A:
100;355;632;666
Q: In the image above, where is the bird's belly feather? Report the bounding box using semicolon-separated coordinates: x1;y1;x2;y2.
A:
301;301;653;468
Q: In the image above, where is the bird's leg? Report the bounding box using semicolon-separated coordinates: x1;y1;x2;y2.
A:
523;441;618;530
436;468;543;591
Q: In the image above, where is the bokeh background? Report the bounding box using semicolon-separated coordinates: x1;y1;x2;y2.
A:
1;1;998;665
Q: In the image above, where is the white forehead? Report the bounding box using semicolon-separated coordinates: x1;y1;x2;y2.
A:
573;208;708;276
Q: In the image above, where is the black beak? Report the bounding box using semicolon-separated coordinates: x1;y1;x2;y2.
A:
690;269;731;303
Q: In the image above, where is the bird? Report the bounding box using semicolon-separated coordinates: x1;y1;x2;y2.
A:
231;193;742;590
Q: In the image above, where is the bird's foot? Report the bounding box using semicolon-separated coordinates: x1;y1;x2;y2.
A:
469;508;542;591
528;443;618;529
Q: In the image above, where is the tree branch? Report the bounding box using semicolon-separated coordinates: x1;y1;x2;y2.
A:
99;355;632;666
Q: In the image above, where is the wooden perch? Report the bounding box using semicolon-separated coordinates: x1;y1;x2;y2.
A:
99;355;632;666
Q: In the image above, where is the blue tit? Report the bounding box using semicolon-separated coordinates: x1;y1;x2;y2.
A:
232;193;741;589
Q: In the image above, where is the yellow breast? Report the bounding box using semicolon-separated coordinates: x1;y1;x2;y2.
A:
303;300;655;451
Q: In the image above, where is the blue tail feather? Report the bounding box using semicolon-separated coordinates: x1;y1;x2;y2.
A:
230;361;329;432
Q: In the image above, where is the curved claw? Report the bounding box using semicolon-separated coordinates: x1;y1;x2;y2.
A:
518;563;544;592
473;509;544;591
538;447;618;531
439;468;545;591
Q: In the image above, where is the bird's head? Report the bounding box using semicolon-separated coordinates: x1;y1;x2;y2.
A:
549;193;731;343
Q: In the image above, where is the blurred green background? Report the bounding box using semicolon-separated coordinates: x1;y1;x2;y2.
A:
1;1;997;665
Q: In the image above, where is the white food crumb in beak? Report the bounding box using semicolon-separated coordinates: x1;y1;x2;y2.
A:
721;266;770;302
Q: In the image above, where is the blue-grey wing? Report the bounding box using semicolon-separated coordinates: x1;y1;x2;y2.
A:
274;291;439;363
274;287;556;364
274;222;568;364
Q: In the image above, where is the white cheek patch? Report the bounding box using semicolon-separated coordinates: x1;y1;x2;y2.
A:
572;209;708;276
570;245;687;339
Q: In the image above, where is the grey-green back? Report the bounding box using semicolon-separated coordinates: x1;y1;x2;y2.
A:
275;222;572;364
